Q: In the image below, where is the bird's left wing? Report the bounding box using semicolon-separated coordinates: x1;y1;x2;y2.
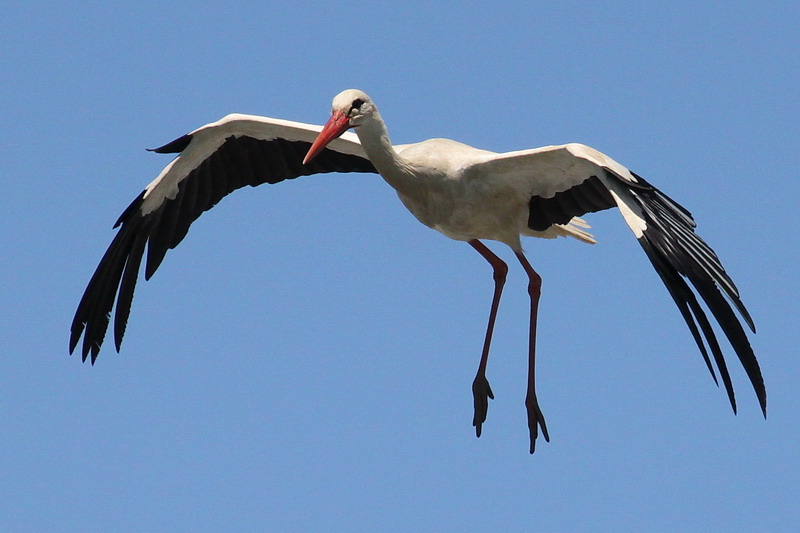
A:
70;114;376;363
465;143;765;416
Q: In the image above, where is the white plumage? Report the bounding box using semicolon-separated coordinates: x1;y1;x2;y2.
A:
71;89;764;453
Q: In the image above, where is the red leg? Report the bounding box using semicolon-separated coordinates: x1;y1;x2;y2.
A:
515;251;550;453
468;240;508;438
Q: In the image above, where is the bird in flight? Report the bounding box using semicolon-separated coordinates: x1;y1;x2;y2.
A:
71;89;765;453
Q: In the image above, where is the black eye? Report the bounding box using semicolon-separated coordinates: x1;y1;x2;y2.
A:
351;98;364;112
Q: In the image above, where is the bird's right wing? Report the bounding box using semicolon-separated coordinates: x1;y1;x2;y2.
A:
466;143;765;416
70;114;376;363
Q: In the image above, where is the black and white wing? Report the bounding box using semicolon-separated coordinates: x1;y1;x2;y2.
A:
469;143;766;416
70;114;376;363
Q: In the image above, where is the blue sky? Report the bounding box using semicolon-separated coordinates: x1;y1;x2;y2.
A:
3;2;799;531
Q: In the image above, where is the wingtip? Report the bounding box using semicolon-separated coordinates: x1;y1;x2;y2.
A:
147;133;193;154
726;389;738;416
68;334;79;356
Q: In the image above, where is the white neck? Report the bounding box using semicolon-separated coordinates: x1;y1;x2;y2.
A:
354;112;423;199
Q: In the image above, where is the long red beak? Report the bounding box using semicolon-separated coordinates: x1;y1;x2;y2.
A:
303;110;351;165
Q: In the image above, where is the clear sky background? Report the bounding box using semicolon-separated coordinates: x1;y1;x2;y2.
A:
3;2;798;531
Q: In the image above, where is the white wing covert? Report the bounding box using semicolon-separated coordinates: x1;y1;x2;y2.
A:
468;143;765;414
70;115;376;362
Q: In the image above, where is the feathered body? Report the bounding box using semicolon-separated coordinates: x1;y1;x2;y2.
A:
70;89;764;453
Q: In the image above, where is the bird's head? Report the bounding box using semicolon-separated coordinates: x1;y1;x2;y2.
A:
303;89;374;164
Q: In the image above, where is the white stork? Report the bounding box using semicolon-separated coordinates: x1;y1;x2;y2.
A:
70;89;765;453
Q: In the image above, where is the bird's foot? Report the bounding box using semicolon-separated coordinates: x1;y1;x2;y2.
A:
472;374;494;437
525;394;550;454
